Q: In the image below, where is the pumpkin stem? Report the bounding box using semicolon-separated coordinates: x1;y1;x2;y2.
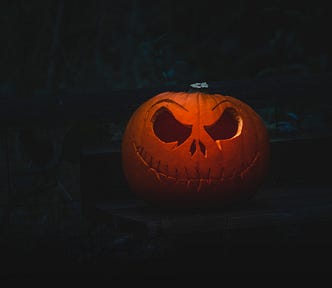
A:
188;82;209;93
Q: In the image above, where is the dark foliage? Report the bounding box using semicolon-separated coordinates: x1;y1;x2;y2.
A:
1;0;331;95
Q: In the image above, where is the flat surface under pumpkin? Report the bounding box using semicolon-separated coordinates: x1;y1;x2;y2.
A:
82;134;332;275
88;182;332;278
95;182;332;234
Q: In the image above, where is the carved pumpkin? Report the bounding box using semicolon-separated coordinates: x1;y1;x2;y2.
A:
121;89;270;209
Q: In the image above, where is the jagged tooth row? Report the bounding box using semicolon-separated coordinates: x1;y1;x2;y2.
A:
133;142;258;187
133;143;149;167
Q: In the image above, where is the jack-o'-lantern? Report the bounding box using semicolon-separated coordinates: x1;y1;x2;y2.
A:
121;85;270;209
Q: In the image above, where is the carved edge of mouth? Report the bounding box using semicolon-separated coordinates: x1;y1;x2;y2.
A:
133;142;259;187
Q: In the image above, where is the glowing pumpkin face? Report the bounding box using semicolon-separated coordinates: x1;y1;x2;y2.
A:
121;91;270;209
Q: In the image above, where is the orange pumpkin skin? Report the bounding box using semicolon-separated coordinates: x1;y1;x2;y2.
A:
121;91;270;209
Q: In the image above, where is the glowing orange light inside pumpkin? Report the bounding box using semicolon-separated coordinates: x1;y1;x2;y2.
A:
121;91;270;209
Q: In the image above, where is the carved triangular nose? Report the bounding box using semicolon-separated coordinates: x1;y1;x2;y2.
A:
190;139;206;156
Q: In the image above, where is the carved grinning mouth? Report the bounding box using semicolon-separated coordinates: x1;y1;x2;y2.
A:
133;142;259;191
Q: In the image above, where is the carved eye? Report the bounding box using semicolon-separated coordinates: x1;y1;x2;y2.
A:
204;108;241;140
152;107;192;145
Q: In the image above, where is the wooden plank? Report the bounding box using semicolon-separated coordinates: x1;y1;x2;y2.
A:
94;184;332;238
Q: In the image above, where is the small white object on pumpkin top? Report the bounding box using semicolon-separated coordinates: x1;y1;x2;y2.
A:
190;82;209;89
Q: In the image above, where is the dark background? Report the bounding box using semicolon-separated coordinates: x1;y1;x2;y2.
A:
1;0;331;96
1;0;332;282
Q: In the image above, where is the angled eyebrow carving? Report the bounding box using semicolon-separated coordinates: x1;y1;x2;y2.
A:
211;100;231;111
151;99;189;112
